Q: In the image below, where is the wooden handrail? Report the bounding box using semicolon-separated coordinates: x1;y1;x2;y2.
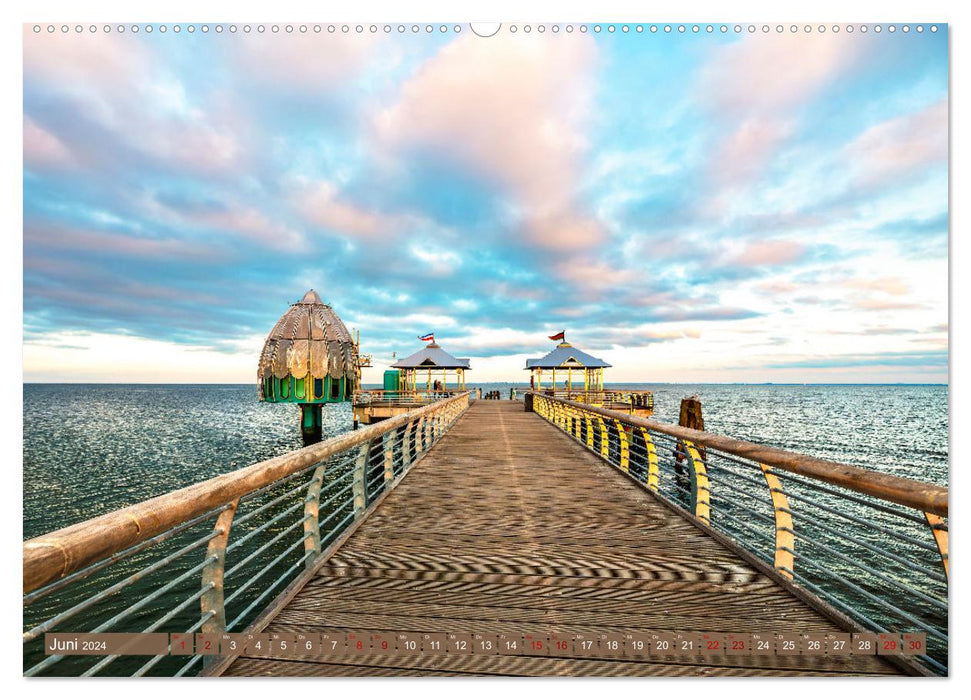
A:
530;393;947;517
23;393;470;594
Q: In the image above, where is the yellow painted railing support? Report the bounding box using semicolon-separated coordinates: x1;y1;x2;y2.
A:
640;428;659;492
613;420;629;473
924;512;949;580
683;439;710;524
585;416;595;449
759;464;794;580
597;417;609;458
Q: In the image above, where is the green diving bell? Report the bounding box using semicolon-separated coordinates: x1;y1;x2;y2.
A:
257;289;363;443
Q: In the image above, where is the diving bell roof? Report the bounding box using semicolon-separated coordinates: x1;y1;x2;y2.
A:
392;343;471;370
257;289;357;380
525;342;611;369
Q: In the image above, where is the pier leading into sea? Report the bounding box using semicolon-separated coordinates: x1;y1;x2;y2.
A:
22;393;948;677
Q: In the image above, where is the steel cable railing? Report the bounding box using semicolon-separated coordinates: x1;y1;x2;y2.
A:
22;392;470;677
528;392;948;676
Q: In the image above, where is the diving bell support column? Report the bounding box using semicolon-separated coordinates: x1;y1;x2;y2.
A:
300;403;323;444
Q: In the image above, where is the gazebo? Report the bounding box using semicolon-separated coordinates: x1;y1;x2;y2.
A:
525;338;611;393
391;341;470;392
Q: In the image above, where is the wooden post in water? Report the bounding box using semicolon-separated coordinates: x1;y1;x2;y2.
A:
675;395;705;472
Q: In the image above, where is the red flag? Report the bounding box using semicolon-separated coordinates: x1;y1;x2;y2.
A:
549;330;565;341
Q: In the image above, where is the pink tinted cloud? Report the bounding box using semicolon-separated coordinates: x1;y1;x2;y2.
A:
23;27;148;89
843;276;910;296
710;117;795;184
757;280;800;294
193;207;304;251
27;221;217;261
24;29;245;175
702;34;861;116
232;33;380;89
376;32;603;251
296;181;398;239
24;118;74;169
846;99;948;186
728;239;806;267
700;34;861;186
553;257;636;298
854;299;925;311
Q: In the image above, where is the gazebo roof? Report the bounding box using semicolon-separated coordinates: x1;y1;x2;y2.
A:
525;342;611;369
392;343;471;370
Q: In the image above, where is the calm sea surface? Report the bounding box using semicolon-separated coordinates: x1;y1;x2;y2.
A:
23;383;948;540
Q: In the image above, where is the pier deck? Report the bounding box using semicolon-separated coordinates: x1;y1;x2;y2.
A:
219;401;900;677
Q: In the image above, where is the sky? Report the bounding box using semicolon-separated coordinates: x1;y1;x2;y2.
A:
22;23;948;384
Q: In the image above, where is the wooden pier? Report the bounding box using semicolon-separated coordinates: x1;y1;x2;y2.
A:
211;401;901;677
24;392;947;677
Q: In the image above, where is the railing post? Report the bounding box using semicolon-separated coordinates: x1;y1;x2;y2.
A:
759;464;794;580
924;512;949;580
402;420;415;470
640;428;659;492
383;432;395;486
200;499;239;655
352;441;371;517
682;439;710;524
304;463;326;565
585;416;595;449
613;420;629;473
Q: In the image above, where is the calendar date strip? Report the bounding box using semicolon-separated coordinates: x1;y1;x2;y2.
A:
44;630;928;658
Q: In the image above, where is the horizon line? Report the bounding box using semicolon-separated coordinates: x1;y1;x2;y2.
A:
21;381;949;387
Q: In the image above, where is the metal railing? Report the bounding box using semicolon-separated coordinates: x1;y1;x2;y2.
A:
528;392;948;675
22;392;471;677
351;389;467;407
536;388;654;412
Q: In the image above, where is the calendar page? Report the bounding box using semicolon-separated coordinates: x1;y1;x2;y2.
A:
19;1;950;687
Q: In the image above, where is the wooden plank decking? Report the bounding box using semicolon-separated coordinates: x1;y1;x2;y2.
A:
221;400;901;677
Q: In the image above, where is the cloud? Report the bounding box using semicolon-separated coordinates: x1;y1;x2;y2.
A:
26;220;215;261
126;190;305;252
24;29;246;176
23;118;75;169
725;239;806;267
231;32;381;90
842;276;910;296
409;245;461;277
845;98;948;187
191;207;305;252
763;350;947;370
853;299;926;311
585;326;703;350
552;257;636;297
700;33;861;186
375;32;603;251
295;180;399;239
21;30;948;384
